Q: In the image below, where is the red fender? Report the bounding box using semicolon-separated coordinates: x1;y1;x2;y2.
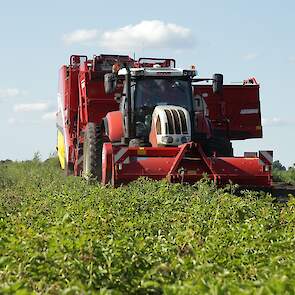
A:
106;111;124;142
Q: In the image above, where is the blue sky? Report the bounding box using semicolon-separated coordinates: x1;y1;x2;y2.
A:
0;0;294;167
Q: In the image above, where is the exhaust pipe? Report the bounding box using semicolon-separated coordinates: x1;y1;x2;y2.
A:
123;64;135;143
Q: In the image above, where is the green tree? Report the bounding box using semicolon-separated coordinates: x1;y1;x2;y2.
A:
273;160;286;171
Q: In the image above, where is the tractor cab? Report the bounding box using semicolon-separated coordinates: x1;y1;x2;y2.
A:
118;67;195;144
104;58;220;147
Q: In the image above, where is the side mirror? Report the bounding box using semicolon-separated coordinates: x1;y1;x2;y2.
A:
104;73;117;94
212;73;223;94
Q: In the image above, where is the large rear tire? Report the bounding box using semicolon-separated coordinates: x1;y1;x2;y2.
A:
83;123;103;180
101;143;115;186
65;161;74;176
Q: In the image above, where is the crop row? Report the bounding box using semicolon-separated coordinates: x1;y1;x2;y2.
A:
0;159;295;294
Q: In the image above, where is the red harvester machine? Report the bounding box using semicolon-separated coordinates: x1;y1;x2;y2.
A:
56;54;273;188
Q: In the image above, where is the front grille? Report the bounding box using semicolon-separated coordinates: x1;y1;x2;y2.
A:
171;109;181;134
178;109;188;134
164;110;174;134
164;108;188;135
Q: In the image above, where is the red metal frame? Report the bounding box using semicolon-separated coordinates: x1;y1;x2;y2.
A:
194;84;262;140
109;142;272;188
59;54;133;175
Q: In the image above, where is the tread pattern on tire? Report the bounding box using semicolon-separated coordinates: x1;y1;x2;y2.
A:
65;161;74;176
83;123;102;180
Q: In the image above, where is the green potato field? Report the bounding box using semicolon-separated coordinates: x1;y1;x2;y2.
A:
0;158;295;294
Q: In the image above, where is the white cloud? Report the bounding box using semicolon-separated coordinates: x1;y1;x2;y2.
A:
100;20;193;51
7;117;42;125
62;21;194;51
42;111;56;121
0;88;20;98
62;29;98;44
8;117;16;124
288;56;295;63
262;117;295;127
14;102;49;112
243;53;258;61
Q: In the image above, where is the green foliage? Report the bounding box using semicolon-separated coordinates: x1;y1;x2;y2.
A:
273;164;295;184
272;160;286;171
1;159;295;294
32;151;42;162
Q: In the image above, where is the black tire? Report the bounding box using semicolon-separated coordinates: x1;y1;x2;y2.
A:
108;167;114;187
204;136;233;157
65;161;74;176
83;123;103;180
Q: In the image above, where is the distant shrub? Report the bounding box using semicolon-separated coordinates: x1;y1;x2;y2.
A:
273;160;286;171
273;163;295;184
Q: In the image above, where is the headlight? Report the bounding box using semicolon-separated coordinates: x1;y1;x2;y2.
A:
161;136;173;144
181;136;188;143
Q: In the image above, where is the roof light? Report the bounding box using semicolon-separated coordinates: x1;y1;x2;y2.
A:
183;70;196;77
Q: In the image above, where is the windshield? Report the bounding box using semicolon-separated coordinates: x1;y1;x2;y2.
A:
134;78;192;111
133;78;192;139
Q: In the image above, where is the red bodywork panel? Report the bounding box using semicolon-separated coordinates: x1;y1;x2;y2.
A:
194;85;262;140
105;111;124;142
101;142;272;188
58;54;132;167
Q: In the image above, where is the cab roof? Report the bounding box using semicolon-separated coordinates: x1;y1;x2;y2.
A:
118;67;196;78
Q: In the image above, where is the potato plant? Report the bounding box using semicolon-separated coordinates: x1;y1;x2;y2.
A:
0;158;295;294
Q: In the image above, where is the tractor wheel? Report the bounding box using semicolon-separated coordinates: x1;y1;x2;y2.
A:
205;136;233;157
65;161;74;176
83;123;103;180
101;142;114;186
